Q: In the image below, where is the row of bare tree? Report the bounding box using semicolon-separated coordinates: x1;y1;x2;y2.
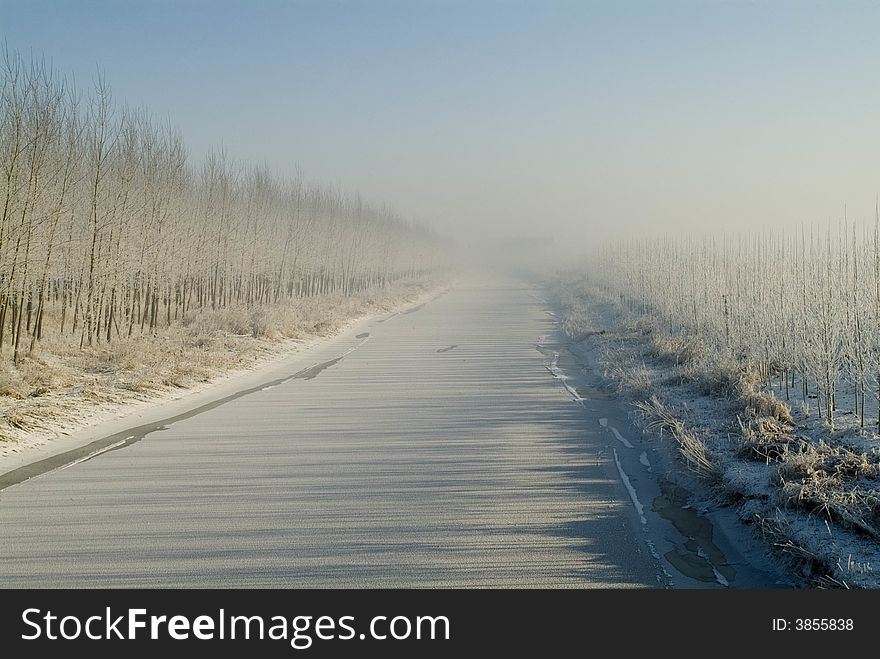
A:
590;221;880;431
1;51;441;362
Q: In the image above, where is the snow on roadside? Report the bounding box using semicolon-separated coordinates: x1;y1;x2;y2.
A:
614;447;647;525
540;346;585;407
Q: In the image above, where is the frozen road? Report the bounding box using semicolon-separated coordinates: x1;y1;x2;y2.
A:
0;277;772;587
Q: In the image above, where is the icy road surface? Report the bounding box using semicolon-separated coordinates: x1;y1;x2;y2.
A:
0;276;775;587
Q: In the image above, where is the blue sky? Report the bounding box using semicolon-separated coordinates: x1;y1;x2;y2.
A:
3;1;880;245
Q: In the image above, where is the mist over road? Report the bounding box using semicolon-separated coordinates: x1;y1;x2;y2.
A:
1;277;669;587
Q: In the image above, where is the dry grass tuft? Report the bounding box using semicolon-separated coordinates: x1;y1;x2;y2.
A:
622;315;658;335
645;329;795;428
0;364;29;399
750;511;847;585
600;346;653;398
677;356;740;396
635;395;721;480
776;441;880;539
609;362;653;397
647;333;706;366
738;415;796;462
777;441;880;484
739;382;794;425
754;512;817;562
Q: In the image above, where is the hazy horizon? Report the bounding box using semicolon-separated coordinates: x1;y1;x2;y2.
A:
4;0;880;250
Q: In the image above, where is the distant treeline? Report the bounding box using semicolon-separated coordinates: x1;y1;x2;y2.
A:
0;49;442;361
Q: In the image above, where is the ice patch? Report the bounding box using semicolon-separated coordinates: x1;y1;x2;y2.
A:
599;418;634;448
545;351;584;407
614;448;646;525
639;451;651;468
341;334;371;357
646;538;674;586
561;381;585;406
697;547;730;587
608;425;634;449
712;566;730;587
56;437;130;473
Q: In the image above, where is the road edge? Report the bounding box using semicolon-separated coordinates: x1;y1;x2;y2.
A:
0;284;449;490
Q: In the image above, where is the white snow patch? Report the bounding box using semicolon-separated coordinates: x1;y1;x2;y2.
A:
646;538;674;585
544;351;584;407
561;381;585;406
614;447;646;525
599;417;634;448
712;567;730;587
608;425;634;449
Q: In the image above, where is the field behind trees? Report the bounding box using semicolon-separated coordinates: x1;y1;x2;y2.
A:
0;50;444;449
